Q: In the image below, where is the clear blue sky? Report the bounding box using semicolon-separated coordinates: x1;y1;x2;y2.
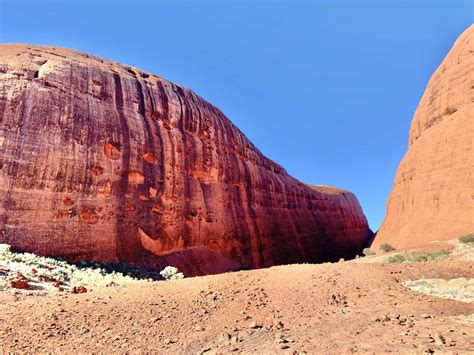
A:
0;1;472;230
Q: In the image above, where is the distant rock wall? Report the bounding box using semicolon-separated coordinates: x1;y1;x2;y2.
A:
0;44;371;275
373;26;474;249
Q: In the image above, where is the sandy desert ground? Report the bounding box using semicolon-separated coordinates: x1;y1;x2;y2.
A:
0;240;473;354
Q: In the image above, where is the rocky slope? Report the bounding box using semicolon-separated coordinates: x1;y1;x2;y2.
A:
0;44;371;275
373;25;474;250
1;252;473;353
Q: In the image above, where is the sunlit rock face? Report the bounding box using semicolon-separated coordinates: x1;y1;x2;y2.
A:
0;44;371;275
373;26;474;250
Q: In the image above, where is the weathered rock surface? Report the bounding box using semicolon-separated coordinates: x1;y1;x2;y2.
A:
0;44;371;275
373;26;474;250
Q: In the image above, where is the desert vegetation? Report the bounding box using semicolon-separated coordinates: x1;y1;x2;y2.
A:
458;234;474;244
403;278;473;303
0;244;149;293
0;244;184;293
387;251;451;264
159;266;185;280
379;243;395;252
362;248;375;256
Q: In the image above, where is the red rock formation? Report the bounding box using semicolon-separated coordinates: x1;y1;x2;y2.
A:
373;26;474;250
0;44;371;276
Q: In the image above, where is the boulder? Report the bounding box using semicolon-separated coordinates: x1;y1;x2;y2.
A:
373;26;474;250
0;44;371;275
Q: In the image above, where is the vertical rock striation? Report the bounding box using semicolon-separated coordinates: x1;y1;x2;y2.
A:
0;44;371;275
373;26;474;249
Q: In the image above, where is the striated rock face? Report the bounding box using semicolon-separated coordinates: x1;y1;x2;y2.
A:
0;44;371;276
373;26;474;250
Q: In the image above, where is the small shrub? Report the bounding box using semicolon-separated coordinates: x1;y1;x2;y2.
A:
380;243;395;252
160;266;184;280
409;251;450;262
362;248;375;256
428;251;451;261
409;253;428;262
386;251;451;264
387;254;406;263
458;234;474;244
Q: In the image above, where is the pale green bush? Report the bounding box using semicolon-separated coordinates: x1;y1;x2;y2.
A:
362;248;375;256
387;254;406;263
387;250;450;264
409;251;450;262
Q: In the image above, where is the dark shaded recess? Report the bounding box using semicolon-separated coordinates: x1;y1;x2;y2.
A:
76;260;163;280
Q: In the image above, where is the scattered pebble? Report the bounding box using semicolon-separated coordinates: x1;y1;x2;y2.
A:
248;321;263;329
433;333;445;346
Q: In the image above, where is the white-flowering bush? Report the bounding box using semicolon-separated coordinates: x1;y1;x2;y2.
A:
0;243;11;255
160;266;184;280
0;244;149;292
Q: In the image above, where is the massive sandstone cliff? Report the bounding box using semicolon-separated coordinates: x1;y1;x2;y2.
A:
373;26;474;250
0;44;371;275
